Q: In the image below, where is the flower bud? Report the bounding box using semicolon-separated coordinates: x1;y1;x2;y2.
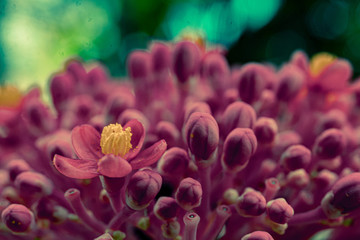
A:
315;109;346;135
151;42;171;74
6;159;32;181
266;198;294;224
272;131;301;157
126;169;162;210
175;178;202;211
241;231;274;240
50;73;75;111
253;117;278;145
157;147;190;178
275;64;305;102
200;52;230;91
185;112;219;162
184;101;212;123
105;91;135;123
127;50;151;80
236;188;266;217
155;121;180;148
221;128;257;173
154;197;179;221
236;63;267;104
14;171;54;197
321;172;360;218
280;145;311;171
172;41;201;83
286;169;309;188
66;59;87;83
118;109;150;132
161;219;180;239
95;233;114;240
1;204;34;233
221;101;256;137
313;128;346;160
86;65;108;86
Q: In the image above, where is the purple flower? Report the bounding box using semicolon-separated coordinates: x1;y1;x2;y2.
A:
221;128;257;173
184;112;219;164
53;119;167;179
125;169;162;210
1;204;34;233
236;188;266;217
175;177;202;211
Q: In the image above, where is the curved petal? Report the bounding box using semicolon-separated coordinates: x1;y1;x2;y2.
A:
53;155;98;179
97;155;132;178
317;59;352;92
129;139;167;169
124;119;145;159
71;124;103;160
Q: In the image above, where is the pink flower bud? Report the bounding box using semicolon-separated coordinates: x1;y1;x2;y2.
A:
266;198;294;224
1;204;34;233
253;117;278;144
157;147;190;178
50;73;75;111
155;121;180;148
241;231;274;240
14;171;54;197
184;101;212;123
221;128;257;173
185;112;219;162
172;41;201;83
126;169;162;210
151;42;171;74
313;128;346;160
175;178;202;211
280;145;311;171
106;91;135;124
6;159;32;181
66;59;87;83
118;109;150;132
272;131;301;157
154;197;179;221
275;64;305;102
236;188;266;217
200;52;230;91
161;219;180;239
221;101;256;137
127;50;151;80
321;173;360;218
236;64;268;104
86;65;108;86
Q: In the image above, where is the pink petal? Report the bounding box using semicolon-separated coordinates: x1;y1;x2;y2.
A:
97;155;132;178
71;124;103;160
317;59;352;92
53;155;98;179
124;119;145;159
129;139;167;169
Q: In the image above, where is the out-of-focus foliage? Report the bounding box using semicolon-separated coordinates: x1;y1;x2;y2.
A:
1;0;360;97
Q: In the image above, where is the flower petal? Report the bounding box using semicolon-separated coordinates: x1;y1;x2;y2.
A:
97;155;132;178
129;139;167;169
124;119;145;159
53;155;98;179
71;124;103;160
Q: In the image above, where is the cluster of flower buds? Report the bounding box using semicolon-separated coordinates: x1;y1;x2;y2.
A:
2;38;360;240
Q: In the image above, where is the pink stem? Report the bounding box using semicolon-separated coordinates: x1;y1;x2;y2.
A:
288;206;327;225
201;205;232;240
183;212;200;240
64;188;106;234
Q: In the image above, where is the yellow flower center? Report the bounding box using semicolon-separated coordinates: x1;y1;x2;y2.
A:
0;85;23;108
309;52;336;77
100;123;132;157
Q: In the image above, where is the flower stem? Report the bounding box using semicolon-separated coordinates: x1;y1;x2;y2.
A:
183;212;200;240
288;206;327;225
64;188;106;234
108;204;135;230
201;205;232;240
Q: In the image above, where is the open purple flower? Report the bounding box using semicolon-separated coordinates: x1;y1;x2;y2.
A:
53;119;167;179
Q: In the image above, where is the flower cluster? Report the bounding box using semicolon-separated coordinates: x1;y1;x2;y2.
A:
2;39;360;240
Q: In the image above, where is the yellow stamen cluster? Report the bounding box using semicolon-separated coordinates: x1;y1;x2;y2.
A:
309;52;336;77
0;85;23;108
100;123;132;157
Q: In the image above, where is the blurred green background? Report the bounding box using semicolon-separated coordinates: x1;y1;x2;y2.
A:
1;0;359;96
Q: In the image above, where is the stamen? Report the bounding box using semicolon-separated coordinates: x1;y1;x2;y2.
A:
100;123;132;157
309;52;336;77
